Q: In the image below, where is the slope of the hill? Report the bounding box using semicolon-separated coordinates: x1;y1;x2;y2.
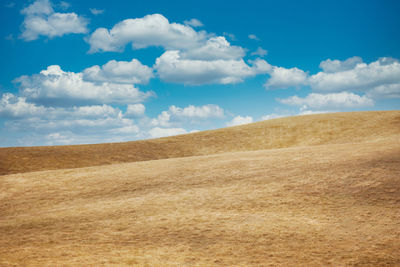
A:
1;137;399;266
1;110;399;175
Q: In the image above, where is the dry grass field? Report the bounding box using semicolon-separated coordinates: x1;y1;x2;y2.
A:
1;111;400;266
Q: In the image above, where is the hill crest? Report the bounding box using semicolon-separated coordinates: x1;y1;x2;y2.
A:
1;110;399;175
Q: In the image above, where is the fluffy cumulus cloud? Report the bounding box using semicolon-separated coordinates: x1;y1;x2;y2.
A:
0;93;46;118
0;92;143;145
278;92;374;110
148;127;188;138
319;56;363;73
20;0;88;41
169;104;224;118
0;91;210;146
1;96;123;125
86;14;208;53
264;57;400;101
85;13;246;61
366;83;400;99
151;104;225;126
14;65;153;106
125;104;145;117
86;14;273;86
226;115;253;127
83;59;153;84
155;50;269;85
309;57;400;97
2;54;162;145
4;58;157;145
180;36;245;60
265;66;308;89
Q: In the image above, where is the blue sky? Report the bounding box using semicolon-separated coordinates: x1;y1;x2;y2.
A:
0;0;399;146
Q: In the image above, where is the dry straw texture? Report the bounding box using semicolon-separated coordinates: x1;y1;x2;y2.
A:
1;111;399;266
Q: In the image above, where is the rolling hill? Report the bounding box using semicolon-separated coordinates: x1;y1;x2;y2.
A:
1;110;399;175
1;111;399;266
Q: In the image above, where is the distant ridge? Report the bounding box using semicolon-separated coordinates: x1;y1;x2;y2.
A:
1;110;399;175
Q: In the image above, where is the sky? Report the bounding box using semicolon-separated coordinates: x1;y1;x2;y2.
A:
0;0;399;147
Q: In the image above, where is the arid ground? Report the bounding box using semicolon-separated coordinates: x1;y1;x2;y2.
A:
1;111;399;266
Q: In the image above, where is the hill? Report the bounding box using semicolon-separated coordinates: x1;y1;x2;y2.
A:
1;111;399;266
1;110;399;175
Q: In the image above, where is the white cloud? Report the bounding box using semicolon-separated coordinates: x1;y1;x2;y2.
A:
180;36;245;60
86;14;246;63
20;0;88;41
86;14;208;53
251;47;267;57
154;50;268;85
366;83;400;99
226;115;253;127
1;94;144;145
15;65;153;106
0;93;232;145
125;104;145;117
0;93;129;121
21;0;53;16
248;34;259;40
319;56;362;73
278;92;374;110
262;57;400;99
309;57;400;95
265;66;308;89
89;8;104;15
184;18;203;27
249;58;273;73
2;94;126;125
85;14;273;86
148;127;187;138
169;104;224;118
151;111;171;127
71;104;120;118
0;93;46;118
151;104;225;126
83;58;153;84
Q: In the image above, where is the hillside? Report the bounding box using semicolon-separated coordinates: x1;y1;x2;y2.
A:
1;111;399;266
1;110;399;175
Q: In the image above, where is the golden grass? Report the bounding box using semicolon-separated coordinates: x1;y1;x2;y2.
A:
1;110;399;175
1;111;400;266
